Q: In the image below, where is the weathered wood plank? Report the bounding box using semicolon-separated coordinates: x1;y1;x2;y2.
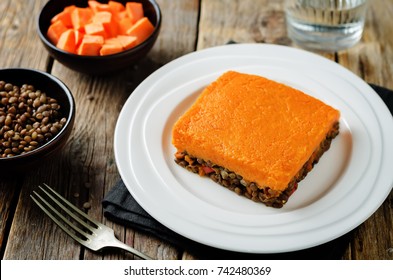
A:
337;0;393;89
6;0;201;260
190;0;393;260
0;0;48;70
150;0;201;63
1;0;392;261
197;0;288;50
337;0;393;260
4;170;82;259
0;179;21;258
121;0;200;260
0;0;55;259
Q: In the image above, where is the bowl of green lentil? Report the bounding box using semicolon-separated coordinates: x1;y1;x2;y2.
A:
0;68;75;173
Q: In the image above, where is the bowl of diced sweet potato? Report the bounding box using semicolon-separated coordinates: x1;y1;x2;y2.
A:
37;0;161;75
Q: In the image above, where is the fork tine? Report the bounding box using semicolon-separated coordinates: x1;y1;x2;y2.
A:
31;184;99;243
31;183;153;260
41;183;101;228
37;184;97;232
30;191;87;245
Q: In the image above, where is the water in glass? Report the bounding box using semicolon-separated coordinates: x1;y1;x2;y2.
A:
285;0;368;51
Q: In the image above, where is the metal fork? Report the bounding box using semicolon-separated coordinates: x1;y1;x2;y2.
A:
30;183;152;260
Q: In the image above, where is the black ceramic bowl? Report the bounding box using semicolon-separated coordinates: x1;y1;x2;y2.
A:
37;0;161;75
0;68;75;173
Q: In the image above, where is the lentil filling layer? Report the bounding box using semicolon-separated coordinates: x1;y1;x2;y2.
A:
174;121;339;208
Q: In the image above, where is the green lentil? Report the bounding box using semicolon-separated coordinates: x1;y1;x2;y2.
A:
0;81;67;158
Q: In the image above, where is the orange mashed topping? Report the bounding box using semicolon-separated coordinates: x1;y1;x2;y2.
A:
172;71;340;191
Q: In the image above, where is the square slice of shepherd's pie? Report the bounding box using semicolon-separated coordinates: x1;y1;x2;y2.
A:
172;71;340;208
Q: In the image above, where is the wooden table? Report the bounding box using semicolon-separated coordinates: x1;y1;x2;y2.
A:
1;0;392;260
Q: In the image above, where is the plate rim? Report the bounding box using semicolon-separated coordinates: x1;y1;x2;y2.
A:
114;43;393;253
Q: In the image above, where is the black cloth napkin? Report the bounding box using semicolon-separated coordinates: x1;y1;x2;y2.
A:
103;84;393;259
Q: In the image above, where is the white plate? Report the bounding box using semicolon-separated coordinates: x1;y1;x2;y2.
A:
114;44;393;253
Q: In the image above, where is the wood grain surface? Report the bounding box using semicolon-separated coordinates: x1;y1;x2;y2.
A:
1;0;392;260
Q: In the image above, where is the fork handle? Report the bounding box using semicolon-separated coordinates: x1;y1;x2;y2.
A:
109;238;153;260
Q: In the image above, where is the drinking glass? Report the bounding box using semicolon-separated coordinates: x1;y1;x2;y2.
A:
285;0;368;51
